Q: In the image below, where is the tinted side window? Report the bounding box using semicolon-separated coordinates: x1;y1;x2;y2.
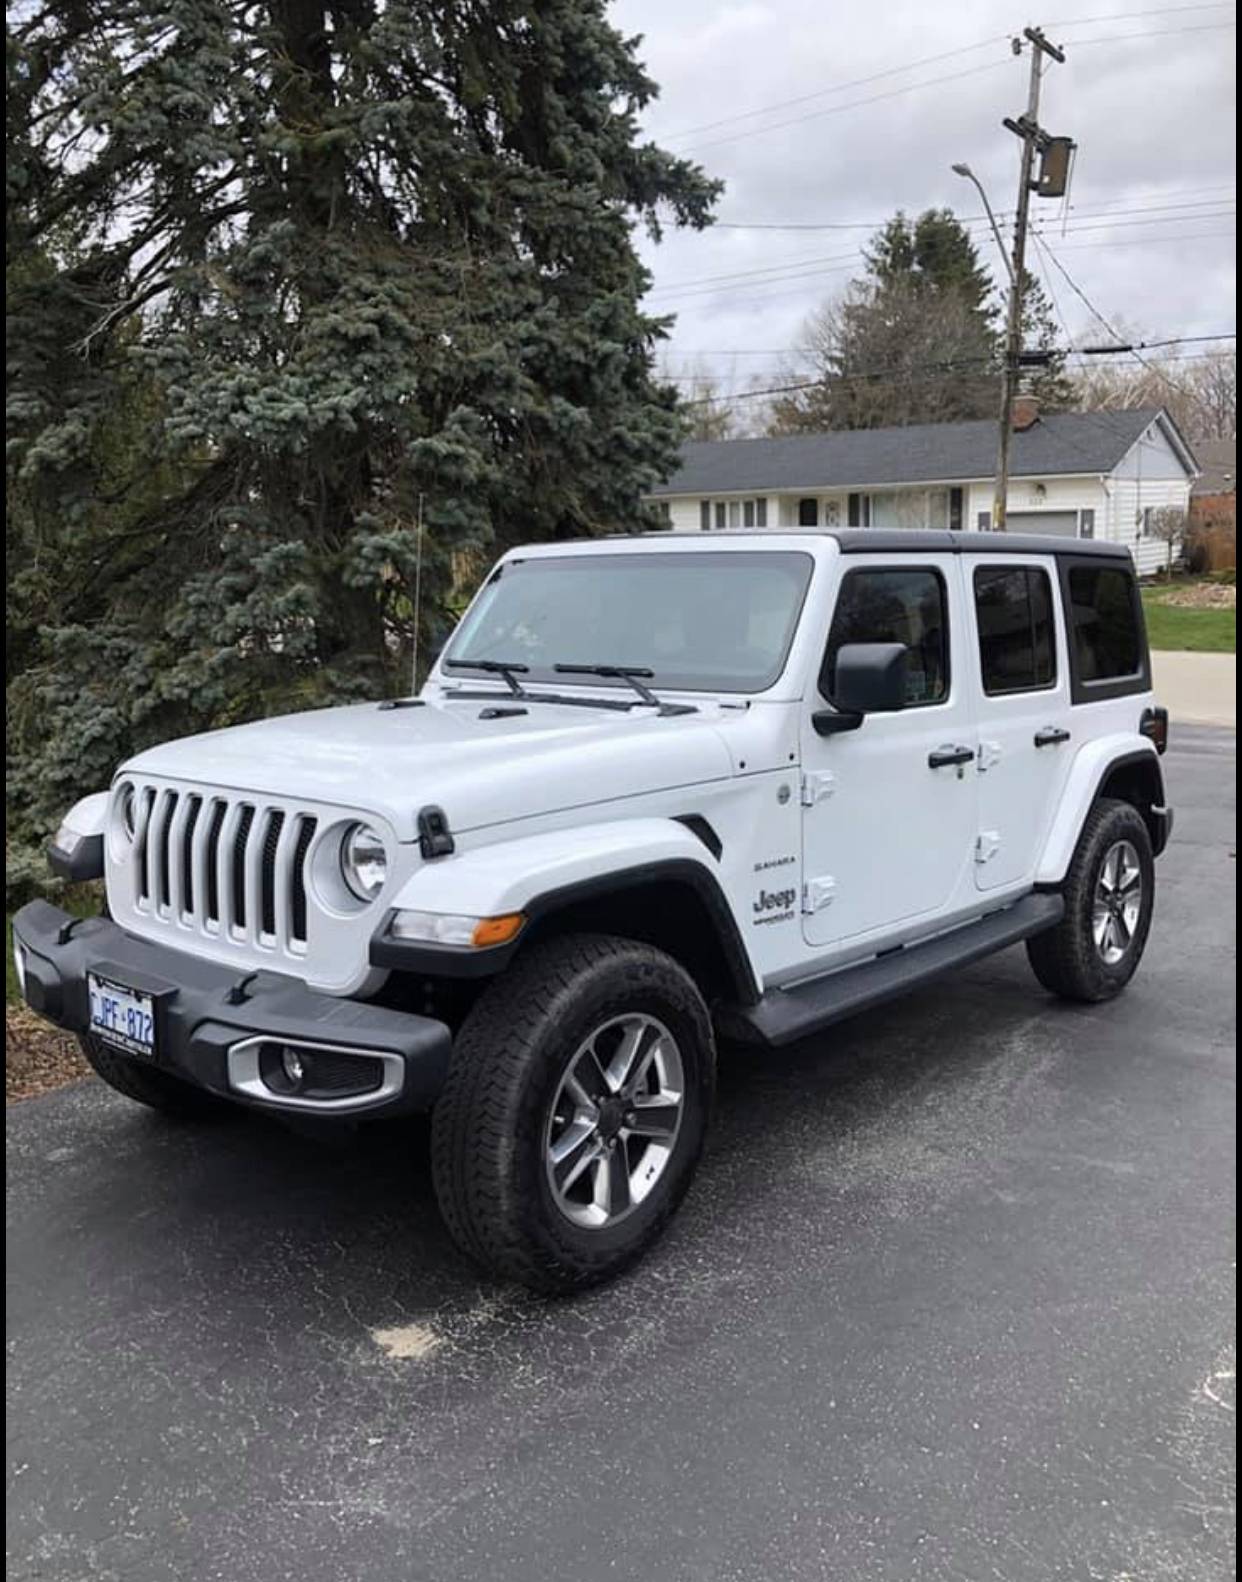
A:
973;565;1056;695
822;568;949;706
1067;565;1142;681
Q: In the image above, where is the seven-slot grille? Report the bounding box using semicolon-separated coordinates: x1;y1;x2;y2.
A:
124;784;318;954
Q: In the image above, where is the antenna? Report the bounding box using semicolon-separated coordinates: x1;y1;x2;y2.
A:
412;492;425;690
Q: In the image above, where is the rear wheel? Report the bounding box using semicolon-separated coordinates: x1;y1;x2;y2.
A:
1026;798;1155;1003
78;1035;233;1120
431;934;715;1292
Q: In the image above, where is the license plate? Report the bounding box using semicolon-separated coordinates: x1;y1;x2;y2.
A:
87;973;156;1059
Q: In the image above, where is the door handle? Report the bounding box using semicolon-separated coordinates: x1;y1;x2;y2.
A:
1033;727;1071;748
928;744;976;769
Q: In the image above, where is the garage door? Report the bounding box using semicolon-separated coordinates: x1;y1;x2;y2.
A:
1004;510;1079;537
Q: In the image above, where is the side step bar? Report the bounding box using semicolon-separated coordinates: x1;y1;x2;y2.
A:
725;893;1065;1048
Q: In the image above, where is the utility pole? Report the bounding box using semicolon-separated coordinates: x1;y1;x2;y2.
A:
993;26;1066;529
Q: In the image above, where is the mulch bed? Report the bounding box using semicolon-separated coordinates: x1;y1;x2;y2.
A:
1157;582;1237;610
6;1007;91;1103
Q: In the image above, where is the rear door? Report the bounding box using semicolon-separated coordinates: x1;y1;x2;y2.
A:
800;554;979;951
968;555;1075;891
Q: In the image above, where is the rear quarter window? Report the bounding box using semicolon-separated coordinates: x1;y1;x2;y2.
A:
1062;560;1150;703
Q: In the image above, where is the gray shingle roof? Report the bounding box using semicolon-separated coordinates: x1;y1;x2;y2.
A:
649;408;1173;496
1190;438;1235;495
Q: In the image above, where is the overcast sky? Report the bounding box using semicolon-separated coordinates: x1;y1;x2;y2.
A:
614;0;1237;404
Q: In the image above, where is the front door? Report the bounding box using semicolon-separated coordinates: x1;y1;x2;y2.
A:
968;556;1076;891
801;557;979;951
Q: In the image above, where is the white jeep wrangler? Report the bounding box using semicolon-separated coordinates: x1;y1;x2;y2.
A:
14;530;1172;1290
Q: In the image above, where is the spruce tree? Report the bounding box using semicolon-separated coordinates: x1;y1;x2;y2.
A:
6;2;718;888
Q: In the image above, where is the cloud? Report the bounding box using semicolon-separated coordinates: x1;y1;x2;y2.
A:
618;0;1237;399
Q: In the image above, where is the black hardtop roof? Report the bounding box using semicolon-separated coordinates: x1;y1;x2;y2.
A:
625;528;1132;560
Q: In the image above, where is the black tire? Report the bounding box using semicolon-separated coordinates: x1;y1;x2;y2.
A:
431;933;715;1292
77;1034;234;1121
1026;797;1155;1003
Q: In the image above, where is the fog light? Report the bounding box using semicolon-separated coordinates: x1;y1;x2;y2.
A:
281;1046;306;1086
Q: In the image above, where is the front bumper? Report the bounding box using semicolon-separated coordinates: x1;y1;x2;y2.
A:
12;900;452;1118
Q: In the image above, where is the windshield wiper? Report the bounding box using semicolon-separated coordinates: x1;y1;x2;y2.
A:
443;658;530;697
553;664;695;716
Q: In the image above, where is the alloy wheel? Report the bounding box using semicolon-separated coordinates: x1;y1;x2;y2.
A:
544;1014;685;1230
1092;838;1143;966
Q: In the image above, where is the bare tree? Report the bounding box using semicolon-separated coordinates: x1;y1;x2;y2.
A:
1148;506;1188;579
1070;345;1235;443
672;370;739;442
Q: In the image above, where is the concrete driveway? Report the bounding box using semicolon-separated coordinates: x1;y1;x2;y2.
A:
7;726;1236;1582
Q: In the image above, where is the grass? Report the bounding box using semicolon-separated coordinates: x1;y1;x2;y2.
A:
1141;576;1236;654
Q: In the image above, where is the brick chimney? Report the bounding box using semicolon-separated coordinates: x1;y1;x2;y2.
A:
1011;394;1040;432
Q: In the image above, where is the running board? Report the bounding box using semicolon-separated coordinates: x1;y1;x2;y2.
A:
726;894;1065;1048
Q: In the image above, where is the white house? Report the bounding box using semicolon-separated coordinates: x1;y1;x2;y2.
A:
646;404;1198;576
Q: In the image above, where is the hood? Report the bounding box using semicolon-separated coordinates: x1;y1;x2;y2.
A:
121;694;738;841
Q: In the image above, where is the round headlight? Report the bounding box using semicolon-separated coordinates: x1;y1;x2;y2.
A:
118;785;137;842
340;822;388;902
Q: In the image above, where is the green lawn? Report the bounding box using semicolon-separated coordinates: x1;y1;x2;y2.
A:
1142;580;1236;654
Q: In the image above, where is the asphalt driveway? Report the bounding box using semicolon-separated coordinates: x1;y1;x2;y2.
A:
7;726;1236;1582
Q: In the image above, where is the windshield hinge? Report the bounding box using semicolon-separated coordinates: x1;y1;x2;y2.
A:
417;805;455;860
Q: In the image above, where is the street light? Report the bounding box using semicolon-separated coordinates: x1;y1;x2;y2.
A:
952;161;1020;530
951;163;1015;285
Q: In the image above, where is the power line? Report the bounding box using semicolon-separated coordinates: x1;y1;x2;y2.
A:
1049;3;1238;22
1062;18;1236;42
653;226;1235;307
672;19;1233;156
650;203;1233;299
676;347;1233;405
660;35;1007;144
710;191;1235;231
678;60;1011;156
1030;233;1209;400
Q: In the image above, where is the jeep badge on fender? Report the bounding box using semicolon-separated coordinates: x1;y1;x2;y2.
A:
14;529;1172;1291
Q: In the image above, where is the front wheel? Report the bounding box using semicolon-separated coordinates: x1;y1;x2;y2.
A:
431;934;715;1292
1026;797;1155;1003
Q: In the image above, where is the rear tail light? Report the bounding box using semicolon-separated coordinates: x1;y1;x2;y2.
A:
1140;706;1169;755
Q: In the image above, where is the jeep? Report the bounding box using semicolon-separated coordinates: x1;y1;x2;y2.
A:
13;530;1172;1290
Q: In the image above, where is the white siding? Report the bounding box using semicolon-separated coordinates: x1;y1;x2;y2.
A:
1106;419;1193;575
664;496;703;532
1105;476;1192;576
966;477;1108;536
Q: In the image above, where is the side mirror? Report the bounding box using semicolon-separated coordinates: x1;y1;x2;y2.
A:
813;642;908;736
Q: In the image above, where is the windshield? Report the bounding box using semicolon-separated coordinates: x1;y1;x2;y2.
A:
445;551;814;694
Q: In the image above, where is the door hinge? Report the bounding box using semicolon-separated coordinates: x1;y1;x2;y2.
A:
975;831;1002;865
800;770;836;807
977;740;1003;773
802;876;836;913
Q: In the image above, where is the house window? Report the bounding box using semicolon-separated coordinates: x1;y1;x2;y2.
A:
949;487;964;531
847;492;871;527
973;566;1056;695
977;510;992;531
821;568;949;707
653;500;672;525
797;498;819;526
1140;506;1154;538
1079;508;1095;540
702;498;766;531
